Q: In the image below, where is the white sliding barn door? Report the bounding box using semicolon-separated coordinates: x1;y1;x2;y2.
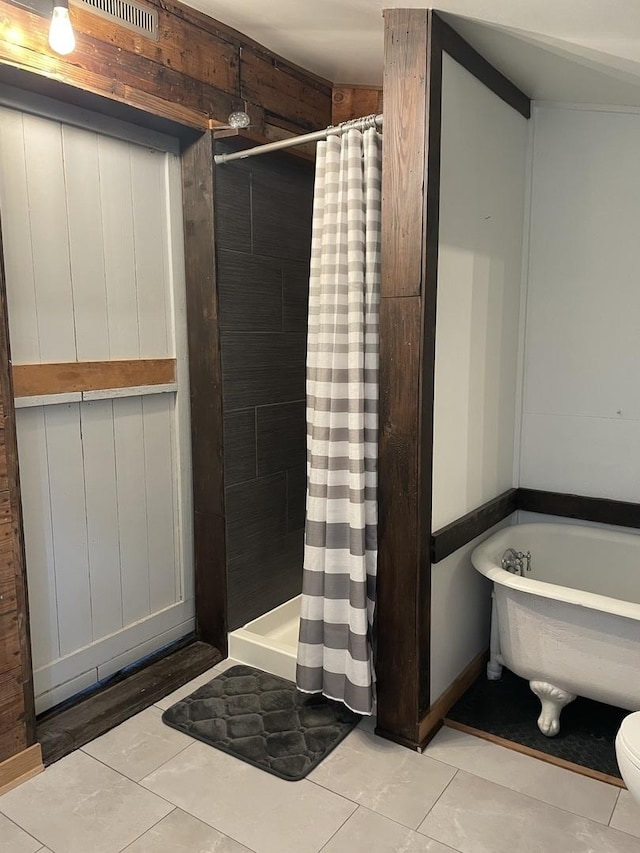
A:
0;105;193;713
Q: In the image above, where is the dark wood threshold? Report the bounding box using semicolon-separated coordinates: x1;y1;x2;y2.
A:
444;720;625;788
518;488;640;530
431;489;518;563
37;640;222;765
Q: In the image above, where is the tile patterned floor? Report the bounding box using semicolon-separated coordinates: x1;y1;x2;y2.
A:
1;659;639;853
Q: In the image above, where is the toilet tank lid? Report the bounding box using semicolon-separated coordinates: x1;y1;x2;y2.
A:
619;713;640;762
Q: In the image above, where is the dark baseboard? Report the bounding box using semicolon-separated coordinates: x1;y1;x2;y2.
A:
37;640;222;765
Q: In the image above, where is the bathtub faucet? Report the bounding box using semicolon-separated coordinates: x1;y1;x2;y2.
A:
501;548;532;576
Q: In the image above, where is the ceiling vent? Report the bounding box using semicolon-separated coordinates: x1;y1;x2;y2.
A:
74;0;158;39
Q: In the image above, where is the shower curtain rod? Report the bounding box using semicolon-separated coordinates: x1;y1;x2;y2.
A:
213;113;383;165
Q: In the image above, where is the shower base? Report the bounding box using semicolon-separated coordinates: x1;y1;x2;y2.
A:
228;595;300;681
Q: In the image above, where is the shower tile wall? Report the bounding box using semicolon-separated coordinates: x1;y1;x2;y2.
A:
215;139;314;630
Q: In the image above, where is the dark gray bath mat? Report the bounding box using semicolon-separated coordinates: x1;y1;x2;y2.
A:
161;664;361;781
447;668;625;780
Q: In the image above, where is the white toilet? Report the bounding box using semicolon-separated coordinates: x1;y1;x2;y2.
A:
616;712;640;803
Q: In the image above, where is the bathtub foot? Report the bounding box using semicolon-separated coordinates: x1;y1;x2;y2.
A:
487;657;503;681
487;590;503;681
530;681;576;737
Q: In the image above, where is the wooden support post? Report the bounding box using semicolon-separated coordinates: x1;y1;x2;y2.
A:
181;131;228;653
376;8;443;749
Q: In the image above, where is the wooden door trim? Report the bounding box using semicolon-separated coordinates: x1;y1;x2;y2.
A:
0;213;36;760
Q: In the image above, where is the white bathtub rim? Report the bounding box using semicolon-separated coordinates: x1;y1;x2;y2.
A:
471;522;640;623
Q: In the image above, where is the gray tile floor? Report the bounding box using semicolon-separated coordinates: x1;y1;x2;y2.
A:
1;659;639;853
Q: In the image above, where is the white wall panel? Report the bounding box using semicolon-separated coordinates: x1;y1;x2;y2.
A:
142;393;177;612
430;517;515;702
44;403;92;656
432;55;528;531
22;113;77;362
15;407;58;670
520;105;640;499
0;108;39;363
113;395;151;625
98;134;140;359
430;56;528;703
130;144;171;357
62;125;110;361
520;412;640;502
81;399;123;640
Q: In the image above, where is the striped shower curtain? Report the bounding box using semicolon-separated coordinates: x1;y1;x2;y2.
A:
296;122;382;715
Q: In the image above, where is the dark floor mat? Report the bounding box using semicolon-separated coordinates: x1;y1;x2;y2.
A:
447;668;626;779
162;665;361;781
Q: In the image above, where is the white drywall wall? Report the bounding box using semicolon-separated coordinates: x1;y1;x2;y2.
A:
430;55;528;702
432;54;529;532
520;104;640;501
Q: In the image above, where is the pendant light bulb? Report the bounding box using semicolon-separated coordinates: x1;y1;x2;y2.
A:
49;0;75;56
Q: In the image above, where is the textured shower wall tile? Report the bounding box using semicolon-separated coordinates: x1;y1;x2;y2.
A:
251;167;313;261
283;259;310;331
227;530;304;630
217;250;283;332
221;332;306;410
225;472;287;561
214;164;251;253
256;400;306;475
287;464;307;532
223;409;256;486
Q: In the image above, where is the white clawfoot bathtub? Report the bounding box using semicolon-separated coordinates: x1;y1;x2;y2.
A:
472;523;640;737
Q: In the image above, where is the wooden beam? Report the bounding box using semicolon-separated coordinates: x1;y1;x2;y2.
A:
518;488;640;529
0;0;331;133
332;85;383;124
240;48;332;131
376;8;441;749
181;131;228;652
12;359;176;397
434;14;530;119
431;489;519;564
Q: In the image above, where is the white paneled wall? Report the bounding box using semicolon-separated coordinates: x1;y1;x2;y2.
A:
0;105;193;711
430;56;528;704
519;104;640;501
432;55;528;531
